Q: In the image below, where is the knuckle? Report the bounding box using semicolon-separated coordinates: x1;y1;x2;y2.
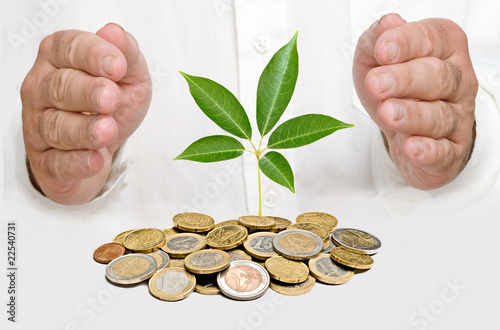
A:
49;70;71;105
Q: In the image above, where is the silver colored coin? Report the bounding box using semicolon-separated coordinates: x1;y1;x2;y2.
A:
332;228;381;255
105;254;157;285
147;249;170;271
272;229;323;260
217;260;270;300
161;233;206;257
227;249;252;262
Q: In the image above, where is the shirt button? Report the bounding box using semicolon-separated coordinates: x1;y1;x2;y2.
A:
264;190;278;208
254;36;271;53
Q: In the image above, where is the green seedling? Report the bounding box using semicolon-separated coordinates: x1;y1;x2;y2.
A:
174;32;354;215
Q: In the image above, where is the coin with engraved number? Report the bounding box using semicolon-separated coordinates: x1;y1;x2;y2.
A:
173;212;215;232
112;229;136;246
148;267;196;301
268;217;292;232
332;228;381;255
122;228;166;253
265;256;309;283
269;275;316;296
308;254;354;284
160;233;206;258
93;243;126;264
330;247;374;270
147;249;170;271
287;222;329;242
217;260;269;300
238;215;275;230
296;212;338;233
243;232;278;260
227;249;252;262
206;225;248;250
106;254;157;285
272;229;323;260
195;273;221;295
184;249;231;274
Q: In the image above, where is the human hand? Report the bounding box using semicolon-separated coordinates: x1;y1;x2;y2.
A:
21;23;152;204
353;14;478;190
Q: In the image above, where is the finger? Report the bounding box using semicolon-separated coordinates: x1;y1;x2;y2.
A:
40;29;127;81
374;18;468;64
96;23;149;83
38;109;118;150
403;136;465;179
377;99;463;139
39;68;122;113
37;149;105;181
365;57;462;100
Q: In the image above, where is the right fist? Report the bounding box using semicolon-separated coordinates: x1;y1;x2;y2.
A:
21;23;152;205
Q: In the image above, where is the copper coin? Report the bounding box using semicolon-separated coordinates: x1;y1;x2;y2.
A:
93;243;126;264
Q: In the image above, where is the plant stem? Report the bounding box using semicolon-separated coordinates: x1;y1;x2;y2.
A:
256;154;262;216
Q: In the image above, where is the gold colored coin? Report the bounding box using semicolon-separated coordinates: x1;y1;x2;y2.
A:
296;212;338;233
287;222;329;242
308;254;354;284
168;258;185;268
148;267;196;301
112;229;136;245
184;249;231;274
227;249;252;261
123;228;166;253
161;233;206;258
194;273;220;295
147;249;170;271
162;227;183;238
172;212;215;232
243;232;278;260
269;275;316;296
213;220;240;229
269;217;292;232
238;215;275;230
206;225;248;250
264;256;309;283
330;247;374;270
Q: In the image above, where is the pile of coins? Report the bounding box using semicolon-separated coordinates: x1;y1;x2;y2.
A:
93;212;381;301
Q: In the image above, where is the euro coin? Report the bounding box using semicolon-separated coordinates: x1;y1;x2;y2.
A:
147;249;170;271
330;247;374;270
148;267;196;301
265;256;309;283
287;222;329;242
308;254;354;284
172;212;215;232
184;249;231;274
206;225;248;250
269;275;316;296
93;242;125;264
161;233;206;258
332;228;381;255
213;219;240;229
321;237;337;254
105;254;157;285
243;232;278;260
238;215;275;230
123;228;166;253
217;260;269;300
112;229;136;245
162;227;183;238
168;258;185;268
272;229;323;260
296;212;338;233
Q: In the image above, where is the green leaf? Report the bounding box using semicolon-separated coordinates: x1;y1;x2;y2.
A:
267;114;354;149
180;72;252;140
173;135;245;163
259;151;295;193
257;32;299;137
